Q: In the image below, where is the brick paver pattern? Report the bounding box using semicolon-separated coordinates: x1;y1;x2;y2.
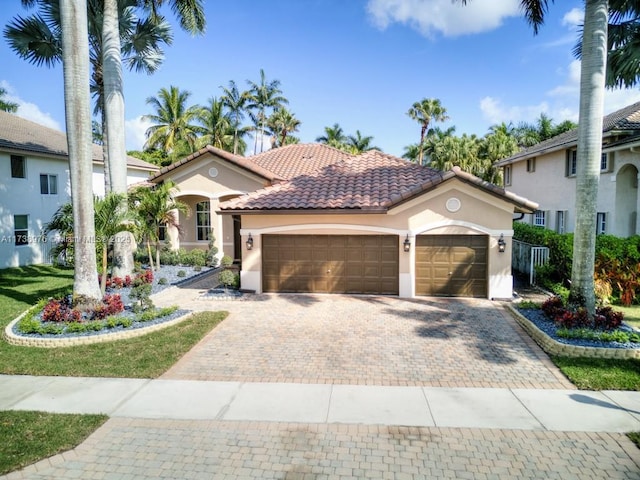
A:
159;292;572;389
9;419;640;480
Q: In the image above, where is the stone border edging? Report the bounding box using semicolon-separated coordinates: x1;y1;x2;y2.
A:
505;304;640;359
3;309;196;348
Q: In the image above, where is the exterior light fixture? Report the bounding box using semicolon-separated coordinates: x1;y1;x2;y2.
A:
403;234;411;253
246;233;253;250
498;234;506;253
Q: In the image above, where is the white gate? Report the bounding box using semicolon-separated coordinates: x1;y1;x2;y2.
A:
512;239;549;285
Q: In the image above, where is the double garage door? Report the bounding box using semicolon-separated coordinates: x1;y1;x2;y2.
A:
262;235;399;294
262;233;488;297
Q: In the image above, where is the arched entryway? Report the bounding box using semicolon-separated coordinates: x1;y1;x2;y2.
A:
615;164;638;236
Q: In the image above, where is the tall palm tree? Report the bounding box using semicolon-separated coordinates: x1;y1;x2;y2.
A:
266;107;301;148
143;85;202;156
316;123;348;149
460;0;608;316
195;97;234;151
129;180;188;271
59;0;101;301
346;130;379;154
0;88;18;112
406;98;449;165
480;131;519;184
246;69;289;154
220;80;249;155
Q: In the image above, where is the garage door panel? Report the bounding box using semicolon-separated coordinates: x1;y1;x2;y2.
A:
262;234;398;294
415;235;487;298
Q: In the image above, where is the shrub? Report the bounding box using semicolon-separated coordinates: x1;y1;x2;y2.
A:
221;255;234;268
130;283;153;312
158;277;168;285
41;298;81;323
555;308;591;329
593;306;624;330
541;296;565;319
177;270;187;278
185;249;207;267
218;269;238;289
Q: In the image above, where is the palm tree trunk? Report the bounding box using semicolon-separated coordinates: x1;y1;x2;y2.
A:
101;245;108;296
568;0;609;317
101;110;111;193
146;238;155;272
60;0;101;301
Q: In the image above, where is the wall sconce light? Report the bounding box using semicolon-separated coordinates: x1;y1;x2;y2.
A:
246;233;253;250
403;234;411;253
498;234;506;253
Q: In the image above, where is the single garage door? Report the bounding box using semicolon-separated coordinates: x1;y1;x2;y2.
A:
262;234;399;294
415;235;488;297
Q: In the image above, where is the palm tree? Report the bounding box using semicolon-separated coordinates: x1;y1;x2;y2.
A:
44;203;75;265
246;69;289;154
345;130;379;154
94;193;135;294
143;85;202;157
0;87;18;112
480;131;519;184
407;98;449;165
195;97;234;150
316;123;348;150
266;107;301;148
129;181;188;271
220;80;249;155
459;0;609;316
59;0;101;301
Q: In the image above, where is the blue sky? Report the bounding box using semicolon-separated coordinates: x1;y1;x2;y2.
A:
1;0;639;158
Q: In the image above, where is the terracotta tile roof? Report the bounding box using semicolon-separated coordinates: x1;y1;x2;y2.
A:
150;145;281;182
249;143;354;179
219;150;538;214
496;101;640;166
0;110;158;171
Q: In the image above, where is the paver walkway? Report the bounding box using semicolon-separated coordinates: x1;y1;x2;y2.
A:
2;277;639;479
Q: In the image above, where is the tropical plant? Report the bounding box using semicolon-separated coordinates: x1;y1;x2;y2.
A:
406;98;449;165
143;85;202;157
220;80;249;155
0;87;18;113
194;97;234;151
246;69;289;154
316;123;348;150
59;0;101;300
44;203;75;264
129;180;189;271
345;130;379;154
266;107;301;148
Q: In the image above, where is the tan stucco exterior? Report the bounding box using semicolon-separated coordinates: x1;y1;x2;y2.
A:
237;178;517;299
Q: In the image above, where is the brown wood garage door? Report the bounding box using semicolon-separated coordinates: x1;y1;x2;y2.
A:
262;234;399;294
415;235;488;297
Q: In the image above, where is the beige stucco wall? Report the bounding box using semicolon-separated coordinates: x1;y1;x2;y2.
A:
156;153;268;261
237;178;518;299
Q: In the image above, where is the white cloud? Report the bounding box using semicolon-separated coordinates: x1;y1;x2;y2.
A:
481;58;640;126
366;0;520;37
1;80;61;130
125;116;152;151
562;8;583;28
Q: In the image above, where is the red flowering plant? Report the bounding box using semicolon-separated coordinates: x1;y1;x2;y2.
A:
41;297;81;323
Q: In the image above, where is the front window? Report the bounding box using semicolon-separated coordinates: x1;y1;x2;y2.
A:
597;212;607;234
11;155;25;178
556;211;566;234
567;150;577;176
533;210;546;227
196;201;211;241
526;158;536;173
600;152;609;172
40;174;58;195
14;215;28;246
504;165;512;186
158;224;166;241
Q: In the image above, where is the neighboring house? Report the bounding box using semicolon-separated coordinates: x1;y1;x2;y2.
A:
150;143;537;299
496;101;640;237
0;111;158;268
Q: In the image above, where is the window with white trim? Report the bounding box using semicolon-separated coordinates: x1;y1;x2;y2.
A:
533;210;546;227
596;212;607;234
556;210;566;234
504;165;512;186
600;152;610;172
11;155;25;178
526;158;536;172
196;201;211;241
14;215;28;246
40;174;58;195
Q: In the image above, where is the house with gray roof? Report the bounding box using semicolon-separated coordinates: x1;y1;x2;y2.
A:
496;101;640;237
0;111;158;268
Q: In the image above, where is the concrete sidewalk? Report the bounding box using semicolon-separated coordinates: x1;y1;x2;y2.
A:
2;374;639;432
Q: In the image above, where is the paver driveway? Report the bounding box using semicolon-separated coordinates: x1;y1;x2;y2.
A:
158;292;573;389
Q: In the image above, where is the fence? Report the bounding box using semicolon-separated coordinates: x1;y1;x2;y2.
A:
512;239;550;285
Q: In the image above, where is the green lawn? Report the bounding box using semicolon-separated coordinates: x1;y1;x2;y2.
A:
614;304;640;330
552;356;640;391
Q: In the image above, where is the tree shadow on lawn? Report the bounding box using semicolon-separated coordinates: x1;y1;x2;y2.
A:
0;266;74;314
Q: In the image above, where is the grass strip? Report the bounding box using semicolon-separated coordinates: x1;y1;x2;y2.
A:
551;356;640;391
0;411;108;476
